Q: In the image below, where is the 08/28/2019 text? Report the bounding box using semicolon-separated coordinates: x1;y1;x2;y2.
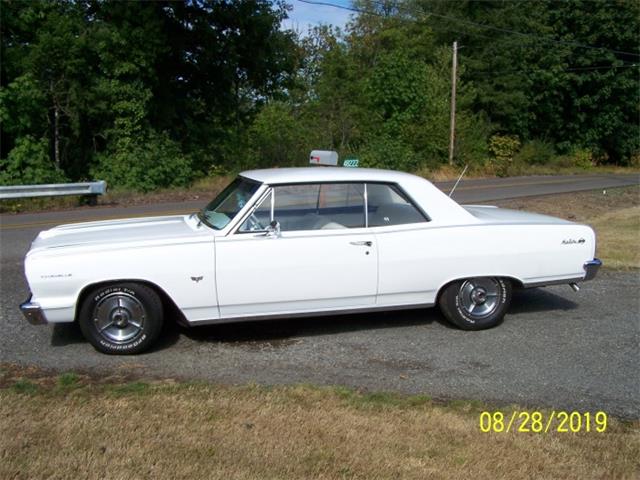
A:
479;411;607;433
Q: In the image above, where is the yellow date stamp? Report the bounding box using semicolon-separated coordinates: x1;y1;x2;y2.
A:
479;410;607;433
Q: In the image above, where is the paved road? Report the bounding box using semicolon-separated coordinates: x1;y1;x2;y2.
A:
1;173;639;418
1;173;638;229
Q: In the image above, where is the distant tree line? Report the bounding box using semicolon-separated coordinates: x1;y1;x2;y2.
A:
1;0;638;190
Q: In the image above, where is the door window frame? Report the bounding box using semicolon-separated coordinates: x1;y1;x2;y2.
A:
365;182;431;226
229;181;430;235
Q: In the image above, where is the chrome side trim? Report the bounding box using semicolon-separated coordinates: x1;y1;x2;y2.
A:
20;296;48;325
522;277;584;288
228;187;273;236
188;302;435;327
364;183;369;228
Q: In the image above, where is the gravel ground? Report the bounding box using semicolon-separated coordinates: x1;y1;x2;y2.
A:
2;174;639;418
2;244;638;418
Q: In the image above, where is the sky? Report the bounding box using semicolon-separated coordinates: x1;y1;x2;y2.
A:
281;0;354;34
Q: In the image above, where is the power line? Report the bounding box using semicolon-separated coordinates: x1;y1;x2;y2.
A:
295;0;640;59
549;64;638;72
470;63;640;79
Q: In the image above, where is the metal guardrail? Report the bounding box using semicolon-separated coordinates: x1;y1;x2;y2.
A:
0;180;107;202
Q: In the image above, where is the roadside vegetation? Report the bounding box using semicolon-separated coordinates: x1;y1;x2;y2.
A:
1;364;638;480
1;1;638;193
1;167;638;214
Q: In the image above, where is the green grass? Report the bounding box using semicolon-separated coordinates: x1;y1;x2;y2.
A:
106;381;151;396
1;367;638;480
57;372;81;388
11;379;39;395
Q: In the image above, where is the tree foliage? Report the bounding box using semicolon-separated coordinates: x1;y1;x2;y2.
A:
1;0;638;190
1;0;296;188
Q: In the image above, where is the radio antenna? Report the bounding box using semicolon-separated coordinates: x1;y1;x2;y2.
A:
448;164;468;197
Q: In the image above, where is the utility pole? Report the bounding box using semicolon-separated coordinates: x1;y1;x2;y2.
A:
448;40;458;166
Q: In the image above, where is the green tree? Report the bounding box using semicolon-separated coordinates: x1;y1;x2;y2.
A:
1;0;297;188
247;101;306;168
411;0;640;163
0;135;67;185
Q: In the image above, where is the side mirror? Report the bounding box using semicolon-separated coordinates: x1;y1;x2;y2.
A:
265;220;281;238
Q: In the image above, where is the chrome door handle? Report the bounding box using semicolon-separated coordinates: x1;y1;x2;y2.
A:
350;241;372;247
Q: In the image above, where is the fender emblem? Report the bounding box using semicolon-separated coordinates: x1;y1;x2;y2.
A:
562;238;585;245
40;273;72;279
190;276;204;283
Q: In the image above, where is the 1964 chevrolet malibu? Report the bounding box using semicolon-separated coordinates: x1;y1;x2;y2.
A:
21;168;601;354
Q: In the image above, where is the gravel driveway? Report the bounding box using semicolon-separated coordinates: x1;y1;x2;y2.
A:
2;253;638;418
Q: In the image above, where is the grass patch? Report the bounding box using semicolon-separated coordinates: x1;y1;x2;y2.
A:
106;381;151;396
422;164;638;181
10;379;39;395
57;372;81;389
333;386;432;410
591;207;640;269
0;367;638;480
493;185;640;269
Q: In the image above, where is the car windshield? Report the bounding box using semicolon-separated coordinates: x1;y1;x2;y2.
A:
198;177;260;230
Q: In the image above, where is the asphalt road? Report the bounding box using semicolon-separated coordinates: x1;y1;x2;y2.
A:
1;173;638;229
1;173;639;418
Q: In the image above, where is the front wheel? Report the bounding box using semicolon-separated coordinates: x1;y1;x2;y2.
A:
438;277;512;330
78;282;164;354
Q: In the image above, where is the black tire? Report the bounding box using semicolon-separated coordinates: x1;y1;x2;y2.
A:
78;282;164;354
438;277;511;330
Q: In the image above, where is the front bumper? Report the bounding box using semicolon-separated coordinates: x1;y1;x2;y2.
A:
583;258;602;281
20;296;48;325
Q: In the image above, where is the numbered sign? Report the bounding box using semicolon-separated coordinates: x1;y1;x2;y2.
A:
343;158;359;168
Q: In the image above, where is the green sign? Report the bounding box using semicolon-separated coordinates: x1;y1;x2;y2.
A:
343;158;359;168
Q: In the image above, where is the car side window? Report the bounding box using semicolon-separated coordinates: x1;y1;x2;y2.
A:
240;183;365;232
366;183;427;227
238;190;273;232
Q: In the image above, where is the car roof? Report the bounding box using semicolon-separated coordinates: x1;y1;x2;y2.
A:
239;166;478;225
240;167;420;185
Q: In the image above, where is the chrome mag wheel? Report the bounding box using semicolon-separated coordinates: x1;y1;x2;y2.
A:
457;277;502;319
93;292;146;344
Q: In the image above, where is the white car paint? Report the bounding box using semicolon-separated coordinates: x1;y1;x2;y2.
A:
23;167;598;325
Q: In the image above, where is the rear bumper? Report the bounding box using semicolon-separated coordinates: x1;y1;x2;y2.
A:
20;296;48;325
583;258;602;281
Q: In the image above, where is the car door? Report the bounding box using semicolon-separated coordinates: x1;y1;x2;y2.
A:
215;182;378;318
365;183;434;307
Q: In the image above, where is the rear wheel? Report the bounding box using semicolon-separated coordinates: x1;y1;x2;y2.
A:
438;277;511;330
78;282;163;354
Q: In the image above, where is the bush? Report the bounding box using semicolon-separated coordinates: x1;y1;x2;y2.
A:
551;148;594;170
513;140;556;166
91;131;194;191
488;134;521;176
571;149;594;169
453;114;492;169
0;136;67;185
358;135;419;171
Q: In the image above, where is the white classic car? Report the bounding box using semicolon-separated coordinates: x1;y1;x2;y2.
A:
21;168;601;354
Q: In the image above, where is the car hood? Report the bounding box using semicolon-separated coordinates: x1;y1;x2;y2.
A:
29;214;211;254
462;205;573;225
